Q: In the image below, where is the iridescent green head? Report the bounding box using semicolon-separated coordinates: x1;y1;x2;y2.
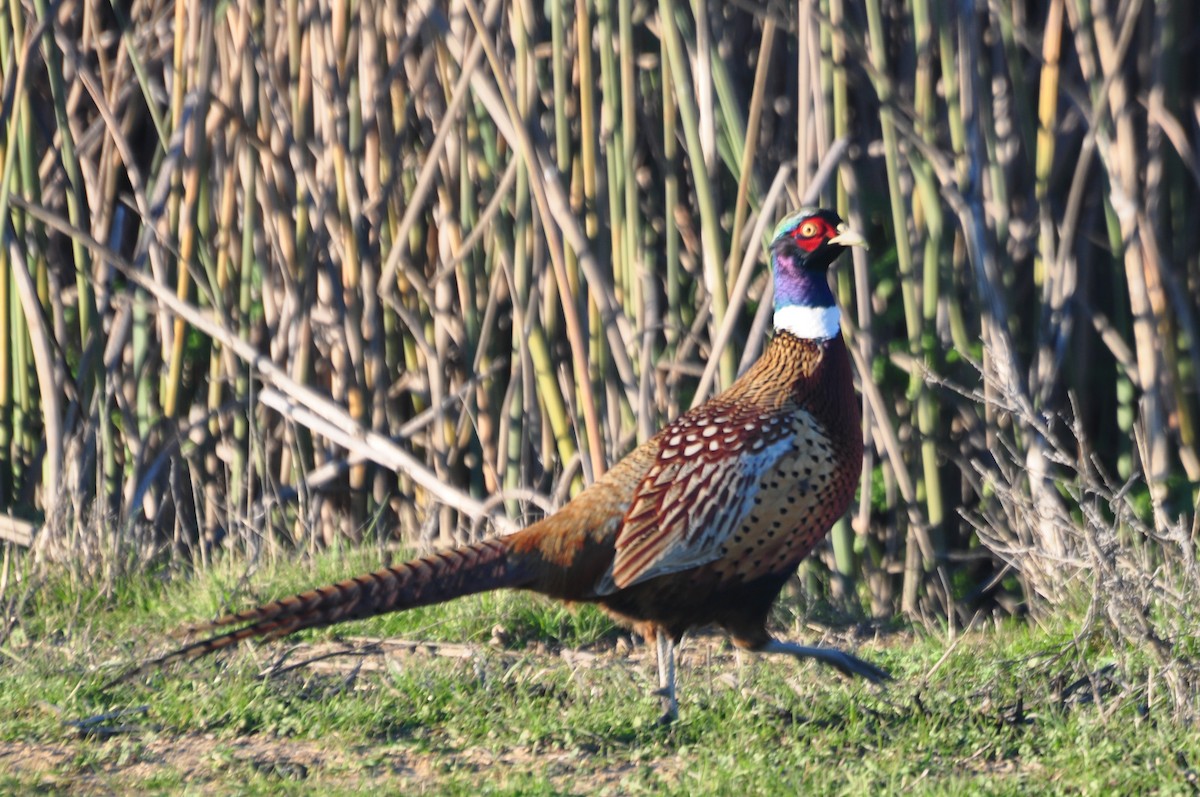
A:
768;208;867;339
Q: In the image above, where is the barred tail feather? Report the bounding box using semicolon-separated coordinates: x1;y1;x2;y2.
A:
107;538;523;687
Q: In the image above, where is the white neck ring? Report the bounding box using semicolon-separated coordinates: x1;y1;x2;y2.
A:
773;305;841;341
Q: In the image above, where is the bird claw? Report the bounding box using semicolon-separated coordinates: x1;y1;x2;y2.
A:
651;687;679;722
827;651;893;684
761;639;892;684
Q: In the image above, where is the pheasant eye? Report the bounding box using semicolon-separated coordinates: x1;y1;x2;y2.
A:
796;221;821;238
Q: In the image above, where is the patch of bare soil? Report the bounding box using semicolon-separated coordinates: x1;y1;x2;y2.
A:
2;735;329;793
0;732;681;794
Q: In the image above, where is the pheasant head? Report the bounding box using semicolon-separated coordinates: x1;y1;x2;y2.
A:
769;209;867;341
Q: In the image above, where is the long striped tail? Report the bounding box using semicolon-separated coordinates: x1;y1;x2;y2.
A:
107;538;525;687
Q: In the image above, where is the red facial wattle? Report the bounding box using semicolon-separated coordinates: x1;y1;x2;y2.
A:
789;218;835;252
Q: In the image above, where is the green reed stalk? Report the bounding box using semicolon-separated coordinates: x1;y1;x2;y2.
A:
598;0;627;317
824;0;858;599
865;0;931;613
661;34;682;376
932;1;972;354
31;0;93;349
506;29;535;507
726;19;776;292
551;0;570;170
619;0;641;342
682;1;746;186
0;11;19;504
575;0;600;244
909;0;945;557
660;0;732;387
4;0;38;499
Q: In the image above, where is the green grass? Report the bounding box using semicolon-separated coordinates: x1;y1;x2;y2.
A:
1;551;1197;795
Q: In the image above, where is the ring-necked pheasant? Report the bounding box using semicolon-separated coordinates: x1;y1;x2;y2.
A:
119;208;887;719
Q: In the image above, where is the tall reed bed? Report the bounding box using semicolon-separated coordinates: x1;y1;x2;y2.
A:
0;1;1196;644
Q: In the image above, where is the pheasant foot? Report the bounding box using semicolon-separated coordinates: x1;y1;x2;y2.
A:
760;638;891;684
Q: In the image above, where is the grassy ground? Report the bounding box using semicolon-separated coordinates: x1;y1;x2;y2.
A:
1;549;1196;795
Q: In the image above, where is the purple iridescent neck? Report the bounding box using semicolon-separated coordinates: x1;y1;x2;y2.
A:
772;249;836;311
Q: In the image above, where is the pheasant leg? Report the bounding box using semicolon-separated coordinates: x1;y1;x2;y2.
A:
654;629;679;723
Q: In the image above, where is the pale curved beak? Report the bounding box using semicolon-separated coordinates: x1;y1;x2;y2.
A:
828;223;869;250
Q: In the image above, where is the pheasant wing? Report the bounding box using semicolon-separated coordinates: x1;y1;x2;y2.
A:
606;408;797;590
